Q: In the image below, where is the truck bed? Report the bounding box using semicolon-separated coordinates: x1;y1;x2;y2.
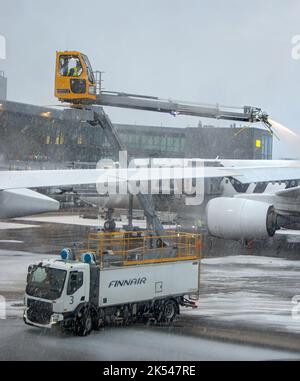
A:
98;259;200;307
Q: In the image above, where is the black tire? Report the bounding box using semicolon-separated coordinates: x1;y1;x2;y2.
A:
92;316;104;331
160;299;178;323
75;307;93;336
123;305;131;325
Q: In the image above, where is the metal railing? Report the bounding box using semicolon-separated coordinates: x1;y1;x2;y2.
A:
80;230;202;267
93;70;104;95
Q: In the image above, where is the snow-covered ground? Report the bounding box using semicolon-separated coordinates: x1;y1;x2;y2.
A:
17;214;135;228
1;246;300;335
184;255;300;334
16;214;176;230
0;222;39;230
0;250;300;359
1;318;298;361
0;249;53;318
0;240;23;243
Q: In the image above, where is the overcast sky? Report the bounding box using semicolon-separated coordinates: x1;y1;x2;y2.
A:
0;0;300;158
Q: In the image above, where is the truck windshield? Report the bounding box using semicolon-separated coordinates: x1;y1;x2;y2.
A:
26;266;66;300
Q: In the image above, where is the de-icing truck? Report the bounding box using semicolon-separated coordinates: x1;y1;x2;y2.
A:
24;230;201;336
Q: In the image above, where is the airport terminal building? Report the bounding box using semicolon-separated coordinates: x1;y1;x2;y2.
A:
117;123;272;160
0;98;272;169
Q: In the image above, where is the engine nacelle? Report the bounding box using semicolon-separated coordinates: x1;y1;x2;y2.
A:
0;188;59;219
206;197;277;240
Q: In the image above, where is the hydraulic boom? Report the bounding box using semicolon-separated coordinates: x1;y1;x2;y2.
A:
55;51;272;130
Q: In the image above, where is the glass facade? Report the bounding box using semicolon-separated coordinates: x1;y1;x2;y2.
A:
261;135;273;159
0;105;273;166
118;130;185;155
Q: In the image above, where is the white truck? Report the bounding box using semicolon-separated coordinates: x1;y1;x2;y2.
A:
24;230;201;336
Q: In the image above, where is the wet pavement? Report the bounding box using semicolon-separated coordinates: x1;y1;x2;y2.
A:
0;218;90;255
0;318;299;361
1;212;300;358
185;255;300;334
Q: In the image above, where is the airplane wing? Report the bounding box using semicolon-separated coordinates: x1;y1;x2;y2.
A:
204;159;300;184
1;162;300;191
0;167;238;191
134;158;300;184
228;166;300;184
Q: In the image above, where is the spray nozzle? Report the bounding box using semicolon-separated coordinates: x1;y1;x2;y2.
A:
262;116;280;140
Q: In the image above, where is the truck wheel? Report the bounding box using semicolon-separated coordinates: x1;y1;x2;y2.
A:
75;308;93;336
161;299;178;323
123;305;130;325
93;316;104;331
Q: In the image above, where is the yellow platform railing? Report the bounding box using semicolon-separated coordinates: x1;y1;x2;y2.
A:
80;230;202;267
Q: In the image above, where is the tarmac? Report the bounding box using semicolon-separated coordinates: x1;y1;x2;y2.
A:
0;211;300;354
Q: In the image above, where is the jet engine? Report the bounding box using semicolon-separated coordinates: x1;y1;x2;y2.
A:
206;197;277;240
0;188;59;219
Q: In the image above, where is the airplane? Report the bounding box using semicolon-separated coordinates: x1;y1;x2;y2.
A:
2;159;300;242
63;158;300;241
0;165;232;218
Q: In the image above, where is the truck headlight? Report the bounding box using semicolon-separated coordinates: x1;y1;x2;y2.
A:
89;85;96;95
51;314;60;323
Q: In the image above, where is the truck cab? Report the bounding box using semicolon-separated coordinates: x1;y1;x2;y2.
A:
24;255;94;332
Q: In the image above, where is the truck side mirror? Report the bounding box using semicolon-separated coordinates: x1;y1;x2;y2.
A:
26;265;34;283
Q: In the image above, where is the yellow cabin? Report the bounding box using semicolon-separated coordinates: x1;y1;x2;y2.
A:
55;51;97;104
